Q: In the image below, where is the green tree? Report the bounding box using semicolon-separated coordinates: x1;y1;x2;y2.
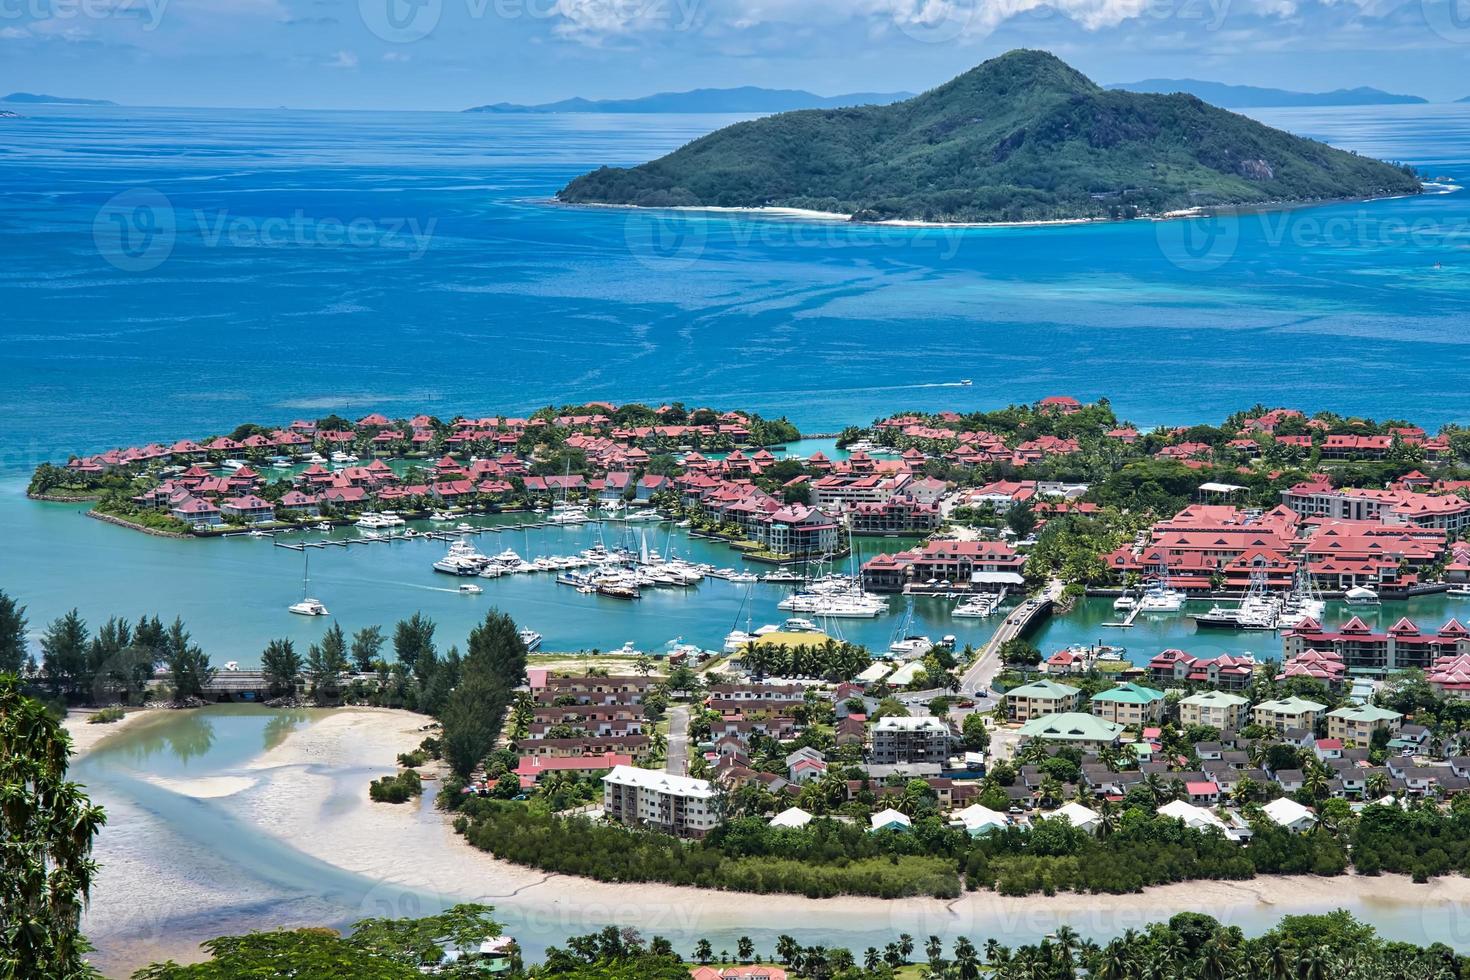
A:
0;674;108;977
0;590;29;676
351;626;386;674
465;610;528;687
393;613;437;681
164;618;214;702
41;609;90;701
441;672;510;779
261;639;302;696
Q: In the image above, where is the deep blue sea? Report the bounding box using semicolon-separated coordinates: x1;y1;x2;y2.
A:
3;102;1470;474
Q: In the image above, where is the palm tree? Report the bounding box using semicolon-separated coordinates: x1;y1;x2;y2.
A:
953;937;981;980
1298;943;1336;980
1094;939;1131;980
1254;939;1294;980
924;934;945;969
863;947;881;972
983;938;1008;966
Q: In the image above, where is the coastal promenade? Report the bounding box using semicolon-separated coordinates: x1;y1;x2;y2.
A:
961;577;1062;696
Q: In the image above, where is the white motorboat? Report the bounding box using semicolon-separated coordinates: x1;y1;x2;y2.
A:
223;661;240;671
330;451;360;464
778;590;887;618
1345;585;1380;605
518;629;543;651
762;570;805;584
728;571;759;584
459;583;484;595
429;511;454;522
781;617;820;632
889;635;934;659
1112;592;1137;612
433;538;489;576
314;522;332;531
953;593;1000;618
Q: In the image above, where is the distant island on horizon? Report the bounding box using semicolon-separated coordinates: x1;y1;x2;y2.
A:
466;86;912;114
2;92;118;106
1107;79;1427;108
558;50;1423;225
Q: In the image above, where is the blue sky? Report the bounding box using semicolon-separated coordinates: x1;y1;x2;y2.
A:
3;0;1470;109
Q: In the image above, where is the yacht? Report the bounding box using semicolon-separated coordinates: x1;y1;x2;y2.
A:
723;629;756;653
289;597;330;617
458;583;484;595
1112;591;1137;612
517;629;542;651
728;571;759;584
1192;594;1279;630
889;635;934;659
781;617;821;633
547;505;590;525
330;451;359;464
779;590;887;618
355;513;397;529
1135;578;1186;613
433;538;489;576
953;593;1000;618
287;550;329;616
493;548;523;565
428;511;454;522
314;522;332;532
1345;585;1380;605
222;661;240;672
959;379;973;386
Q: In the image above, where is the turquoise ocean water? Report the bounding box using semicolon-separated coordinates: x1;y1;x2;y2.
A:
4;103;1470;659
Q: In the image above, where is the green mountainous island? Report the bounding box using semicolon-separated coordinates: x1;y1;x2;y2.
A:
557;50;1422;224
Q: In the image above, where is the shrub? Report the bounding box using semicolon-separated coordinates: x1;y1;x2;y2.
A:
87;706;125;724
368;769;423;804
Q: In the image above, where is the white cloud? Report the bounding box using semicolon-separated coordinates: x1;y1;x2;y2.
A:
382;50;411;61
541;0;1395;44
327;48;358;67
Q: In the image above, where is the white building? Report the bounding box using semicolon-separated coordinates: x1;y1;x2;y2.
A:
602;765;719;838
1261;797;1317;833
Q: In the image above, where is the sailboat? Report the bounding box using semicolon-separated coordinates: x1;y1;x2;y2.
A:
288;549;330;616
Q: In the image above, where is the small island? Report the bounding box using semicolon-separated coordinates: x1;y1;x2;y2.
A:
557;49;1423;224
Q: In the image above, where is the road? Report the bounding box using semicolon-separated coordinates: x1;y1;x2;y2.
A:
664;704;690;775
960;577;1064;697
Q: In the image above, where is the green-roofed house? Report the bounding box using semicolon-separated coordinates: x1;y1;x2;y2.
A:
1017;712;1124;751
1252;696;1326;734
1006;679;1081;722
1178;690;1250;731
1090;682;1166;726
1326;704;1402;746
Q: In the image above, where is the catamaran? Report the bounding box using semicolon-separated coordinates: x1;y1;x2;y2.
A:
287;550;330;616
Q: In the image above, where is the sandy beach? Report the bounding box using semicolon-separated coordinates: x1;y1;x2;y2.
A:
64;707;160;757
